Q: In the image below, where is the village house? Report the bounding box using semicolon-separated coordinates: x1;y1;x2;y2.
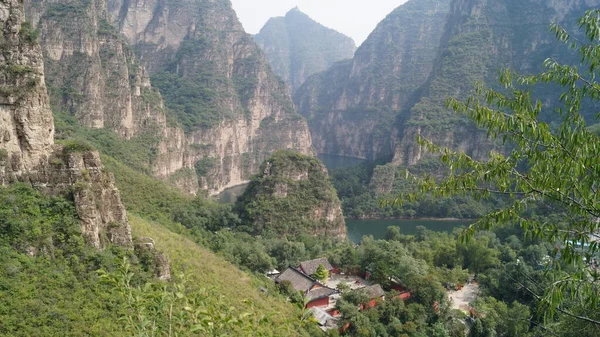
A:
274;267;339;309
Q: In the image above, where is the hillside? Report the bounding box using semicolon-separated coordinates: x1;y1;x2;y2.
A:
236;150;346;239
255;7;356;93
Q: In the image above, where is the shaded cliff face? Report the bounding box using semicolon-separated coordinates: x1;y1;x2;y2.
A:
103;0;313;194
394;0;600;166
236;150;346;239
0;0;131;249
254;7;356;93
294;0;450;161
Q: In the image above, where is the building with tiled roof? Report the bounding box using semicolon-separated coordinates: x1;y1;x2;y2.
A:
298;257;333;276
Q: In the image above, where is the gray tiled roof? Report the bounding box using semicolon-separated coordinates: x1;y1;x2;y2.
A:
276;267;315;292
306;286;338;301
299;257;333;276
363;284;385;298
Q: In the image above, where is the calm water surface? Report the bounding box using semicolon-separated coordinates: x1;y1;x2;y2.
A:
346;218;473;243
216;184;248;203
317;154;366;170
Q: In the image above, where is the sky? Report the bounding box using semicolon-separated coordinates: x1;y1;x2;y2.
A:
229;0;408;46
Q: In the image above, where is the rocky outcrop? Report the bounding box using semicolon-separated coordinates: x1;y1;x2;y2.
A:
294;0;451;161
0;0;131;249
0;0;54;171
236;150;346;239
254;7;356;93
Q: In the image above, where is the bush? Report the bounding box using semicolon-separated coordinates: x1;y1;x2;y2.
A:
61;139;94;155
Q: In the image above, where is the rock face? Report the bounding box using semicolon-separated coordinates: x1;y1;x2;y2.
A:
0;0;131;249
294;0;450;161
0;0;54;171
24;0;166;139
295;0;600;166
254;7;356;93
393;0;600;166
236;150;346;239
105;0;313;194
25;0;314;195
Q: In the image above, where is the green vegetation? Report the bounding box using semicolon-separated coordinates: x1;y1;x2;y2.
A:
398;9;600;330
0;184;146;336
311;263;329;282
330;159;502;219
19;21;39;44
236;150;345;237
0;148;8;162
54;111;159;174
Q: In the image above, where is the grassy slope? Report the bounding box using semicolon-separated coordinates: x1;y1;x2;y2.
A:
129;215;308;336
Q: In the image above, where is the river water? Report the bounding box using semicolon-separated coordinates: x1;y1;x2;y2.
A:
346;218;473;243
216;154;472;241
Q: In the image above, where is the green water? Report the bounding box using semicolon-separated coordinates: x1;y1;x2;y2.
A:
317;154;366;170
216;184;248;204
346;218;473;243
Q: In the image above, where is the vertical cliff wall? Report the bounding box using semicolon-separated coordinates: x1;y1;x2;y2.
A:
254;7;356;93
24;0;166;139
394;0;600;166
0;0;131;249
0;0;54;171
105;0;313;194
294;0;451;161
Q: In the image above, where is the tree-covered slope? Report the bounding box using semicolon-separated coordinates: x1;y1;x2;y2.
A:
236;150;346;239
254;7;356;93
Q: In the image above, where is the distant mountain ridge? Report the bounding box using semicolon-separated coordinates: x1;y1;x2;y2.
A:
255;7;356;93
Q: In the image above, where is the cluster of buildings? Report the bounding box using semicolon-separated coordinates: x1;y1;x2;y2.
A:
268;257;410;331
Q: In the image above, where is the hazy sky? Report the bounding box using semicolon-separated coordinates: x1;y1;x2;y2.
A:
230;0;408;46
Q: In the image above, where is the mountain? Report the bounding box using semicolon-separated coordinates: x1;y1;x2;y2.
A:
254;7;356;93
236;150;346;239
294;0;451;161
24;0;313;195
294;0;600;167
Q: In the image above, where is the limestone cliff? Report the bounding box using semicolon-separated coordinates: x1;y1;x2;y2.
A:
24;0;166;139
22;0;313;195
0;0;54;171
294;0;450;161
0;0;131;249
394;0;600;166
295;0;600;168
236;150;346;239
254;7;356;93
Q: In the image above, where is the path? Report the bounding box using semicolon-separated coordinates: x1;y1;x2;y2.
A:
447;283;479;313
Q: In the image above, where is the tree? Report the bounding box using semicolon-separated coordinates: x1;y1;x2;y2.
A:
312;263;329;282
396;10;600;326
